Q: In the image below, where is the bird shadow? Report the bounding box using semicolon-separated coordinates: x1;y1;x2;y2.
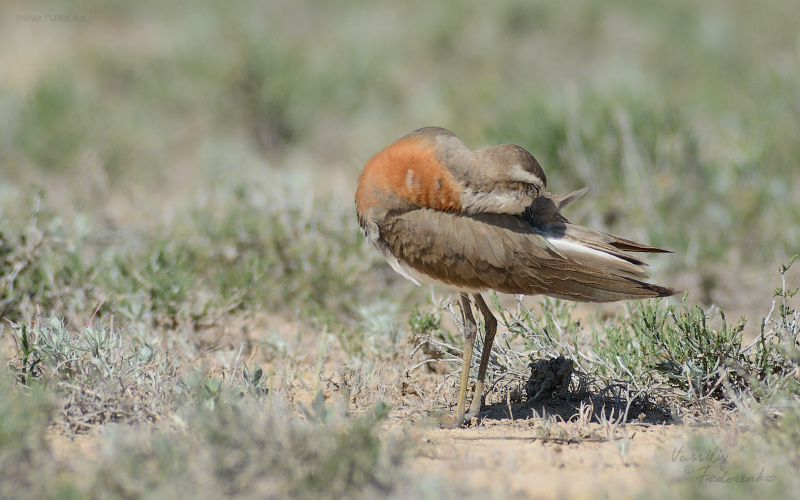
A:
475;392;672;426
473;356;672;426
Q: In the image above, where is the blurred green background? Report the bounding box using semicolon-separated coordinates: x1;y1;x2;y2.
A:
1;0;799;323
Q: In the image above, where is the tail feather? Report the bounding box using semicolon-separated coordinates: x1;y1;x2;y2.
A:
604;234;673;254
545;280;679;302
546;225;679;301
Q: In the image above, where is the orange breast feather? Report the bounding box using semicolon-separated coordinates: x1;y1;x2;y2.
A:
357;137;462;213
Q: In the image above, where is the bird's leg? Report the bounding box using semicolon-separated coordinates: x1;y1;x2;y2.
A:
450;292;477;428
468;293;497;419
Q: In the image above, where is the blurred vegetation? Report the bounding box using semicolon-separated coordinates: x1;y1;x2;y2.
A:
2;0;799;271
2;0;800;498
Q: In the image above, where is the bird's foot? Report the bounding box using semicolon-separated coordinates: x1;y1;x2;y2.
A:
438;410;481;429
437;413;463;429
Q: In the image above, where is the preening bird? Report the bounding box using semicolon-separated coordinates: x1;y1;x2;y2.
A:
355;127;677;427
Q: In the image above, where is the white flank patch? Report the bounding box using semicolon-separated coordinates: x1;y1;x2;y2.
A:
547;238;623;264
379;246;423;286
546;238;645;277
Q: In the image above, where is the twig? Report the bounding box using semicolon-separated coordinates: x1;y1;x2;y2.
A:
85;293;111;329
408;339;427;358
451;435;612;444
405;357;457;376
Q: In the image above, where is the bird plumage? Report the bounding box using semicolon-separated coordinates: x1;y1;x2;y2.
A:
355;126;678;427
356;126;677;301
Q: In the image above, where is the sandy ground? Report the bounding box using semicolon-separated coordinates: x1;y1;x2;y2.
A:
408;423;689;499
47;412;696;499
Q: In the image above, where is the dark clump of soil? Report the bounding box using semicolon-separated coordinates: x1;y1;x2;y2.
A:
526;356;573;401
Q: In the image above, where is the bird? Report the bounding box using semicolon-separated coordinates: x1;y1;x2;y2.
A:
355;126;678;427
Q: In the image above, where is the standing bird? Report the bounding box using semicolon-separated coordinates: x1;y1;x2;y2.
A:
355;127;677;427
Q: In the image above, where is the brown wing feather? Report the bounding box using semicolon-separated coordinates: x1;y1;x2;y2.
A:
379;209;678;302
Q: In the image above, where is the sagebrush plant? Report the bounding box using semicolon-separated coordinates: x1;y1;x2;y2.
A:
6;316;177;432
746;255;800;399
613;299;749;403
